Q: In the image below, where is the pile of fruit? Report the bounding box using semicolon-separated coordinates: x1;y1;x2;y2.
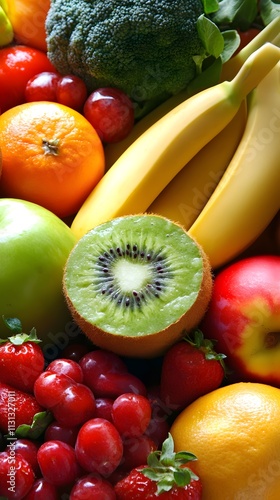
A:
0;0;279;498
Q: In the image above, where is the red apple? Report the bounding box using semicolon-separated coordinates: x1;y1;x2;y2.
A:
200;255;280;386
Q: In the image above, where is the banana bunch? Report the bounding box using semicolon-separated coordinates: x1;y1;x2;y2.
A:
188;60;280;268
0;0;13;47
71;40;280;269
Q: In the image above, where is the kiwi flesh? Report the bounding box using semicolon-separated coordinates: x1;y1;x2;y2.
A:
63;214;212;358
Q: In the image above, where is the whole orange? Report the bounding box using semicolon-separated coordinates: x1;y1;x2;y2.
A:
0;102;105;218
171;382;280;499
7;0;50;52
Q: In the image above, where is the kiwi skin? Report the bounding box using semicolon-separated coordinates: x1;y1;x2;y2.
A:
63;216;213;359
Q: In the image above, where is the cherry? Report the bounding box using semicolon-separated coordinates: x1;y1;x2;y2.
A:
0;450;35;499
94;397;114;422
44;421;80;447
111;393;152;438
46;358;84;383
83;87;134;143
120;434;157;471
69;473;117;499
9;439;40;477
23;477;59;499
34;371;73;408
37;440;80;487
79;350;146;398
75;418;123;477
51;382;96;428
60;342;90;362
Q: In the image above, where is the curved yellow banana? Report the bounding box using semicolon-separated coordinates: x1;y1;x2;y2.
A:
188;61;280;269
105;16;280;169
71;43;280;240
147;100;247;229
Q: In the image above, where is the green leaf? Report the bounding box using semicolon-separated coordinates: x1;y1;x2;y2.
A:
160;433;176;464
211;0;258;30
197;14;225;58
15;411;53;439
202;0;220;14
174;468;192;487
2;316;22;334
260;0;280;25
220;30;241;63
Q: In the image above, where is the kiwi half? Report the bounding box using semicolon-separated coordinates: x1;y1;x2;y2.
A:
63;214;212;358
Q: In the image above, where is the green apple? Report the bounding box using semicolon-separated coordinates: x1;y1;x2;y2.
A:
0;198;77;345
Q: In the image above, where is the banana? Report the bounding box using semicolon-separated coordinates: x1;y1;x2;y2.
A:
188;61;280;270
105;16;280;169
147;100;247;229
71;43;280;240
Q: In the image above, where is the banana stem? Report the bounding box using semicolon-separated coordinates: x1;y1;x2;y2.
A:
230;43;280;103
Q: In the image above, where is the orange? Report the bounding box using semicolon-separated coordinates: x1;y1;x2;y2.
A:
170;382;280;499
7;0;50;52
0;102;105;218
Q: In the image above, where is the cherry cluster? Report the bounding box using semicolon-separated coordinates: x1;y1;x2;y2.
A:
0;345;170;499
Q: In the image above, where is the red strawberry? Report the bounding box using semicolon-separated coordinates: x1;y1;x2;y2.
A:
114;433;202;499
0;317;45;393
160;329;226;412
0;380;45;434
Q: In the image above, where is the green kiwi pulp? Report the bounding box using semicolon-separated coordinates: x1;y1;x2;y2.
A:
63;214;212;357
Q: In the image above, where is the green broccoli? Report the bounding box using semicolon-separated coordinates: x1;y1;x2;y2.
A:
45;0;207;118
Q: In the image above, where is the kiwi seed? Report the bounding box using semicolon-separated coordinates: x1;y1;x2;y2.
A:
63;214;212;358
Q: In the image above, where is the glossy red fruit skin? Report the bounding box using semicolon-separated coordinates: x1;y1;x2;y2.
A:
75;418;123;477
34;370;96;427
0;450;35;499
44;421;80;447
46;358;84;383
114;465;203;499
51;382;96;428
160;341;225;412
25;71;60;102
112;393;152;438
0;381;44;434
120;434;157;471
69;473;117;499
34;371;73;408
83;87;134;143
0;45;56;113
23;477;59;500
37;440;80;487
9;439;40;477
0;340;45;393
200;255;280;385
56;74;88;111
79;350;147;398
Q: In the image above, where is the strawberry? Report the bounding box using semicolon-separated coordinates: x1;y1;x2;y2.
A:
0;380;45;434
160;329;226;412
0;317;45;393
114;433;202;499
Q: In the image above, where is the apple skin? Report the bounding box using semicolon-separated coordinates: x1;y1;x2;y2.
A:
0;198;77;345
200;255;280;386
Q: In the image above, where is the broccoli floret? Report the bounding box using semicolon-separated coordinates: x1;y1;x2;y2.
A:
46;0;206;118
